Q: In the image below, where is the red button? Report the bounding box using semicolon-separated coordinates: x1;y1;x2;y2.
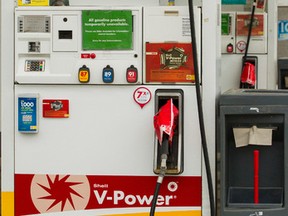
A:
90;53;96;59
226;43;234;53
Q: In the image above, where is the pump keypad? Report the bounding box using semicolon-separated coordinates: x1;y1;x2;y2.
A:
25;60;45;72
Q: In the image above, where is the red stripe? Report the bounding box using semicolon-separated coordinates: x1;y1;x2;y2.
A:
15;174;201;215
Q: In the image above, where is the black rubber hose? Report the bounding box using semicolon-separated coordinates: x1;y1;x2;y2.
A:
243;0;257;62
150;182;162;216
150;134;168;216
240;0;257;88
187;1;215;216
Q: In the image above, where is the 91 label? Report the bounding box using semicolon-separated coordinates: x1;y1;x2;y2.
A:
126;66;138;83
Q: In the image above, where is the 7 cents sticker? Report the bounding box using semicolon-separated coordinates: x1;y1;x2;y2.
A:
133;87;151;109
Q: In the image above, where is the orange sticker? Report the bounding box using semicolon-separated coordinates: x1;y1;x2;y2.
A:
42;100;69;118
145;43;194;83
236;14;264;36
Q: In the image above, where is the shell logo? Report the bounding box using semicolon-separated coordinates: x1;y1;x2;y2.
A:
167;181;178;192
31;174;90;213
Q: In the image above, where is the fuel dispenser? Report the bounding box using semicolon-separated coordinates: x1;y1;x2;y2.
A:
7;2;209;216
220;2;268;91
219;89;288;216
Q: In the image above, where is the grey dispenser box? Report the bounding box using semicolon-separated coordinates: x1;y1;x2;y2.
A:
218;89;288;216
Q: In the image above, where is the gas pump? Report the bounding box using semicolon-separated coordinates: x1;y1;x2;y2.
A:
221;2;268;92
1;0;220;216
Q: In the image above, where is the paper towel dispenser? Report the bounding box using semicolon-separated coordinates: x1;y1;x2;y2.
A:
278;58;288;89
219;89;288;216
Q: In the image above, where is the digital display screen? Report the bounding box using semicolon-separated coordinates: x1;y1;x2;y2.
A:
19;16;50;33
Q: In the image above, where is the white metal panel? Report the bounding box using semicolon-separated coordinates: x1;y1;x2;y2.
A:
144;6;198;43
1;0;15;193
15;85;202;177
159;0;202;6
143;6;202;84
267;0;288;89
220;54;268;92
52;15;78;52
201;1;221;216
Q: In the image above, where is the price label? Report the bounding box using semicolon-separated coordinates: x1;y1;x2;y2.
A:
102;66;114;83
78;65;90;83
126;66;138;83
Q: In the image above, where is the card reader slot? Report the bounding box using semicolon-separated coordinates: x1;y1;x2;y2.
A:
58;30;73;39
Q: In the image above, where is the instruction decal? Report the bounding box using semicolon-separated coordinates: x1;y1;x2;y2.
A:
43;99;69;118
18;95;38;133
278;20;288;41
222;14;231;35
82;10;133;50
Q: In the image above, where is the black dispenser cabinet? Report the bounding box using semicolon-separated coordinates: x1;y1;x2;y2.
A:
219;89;288;216
278;58;288;89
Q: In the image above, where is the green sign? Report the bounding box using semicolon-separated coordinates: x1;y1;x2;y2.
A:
222;14;230;35
82;10;133;50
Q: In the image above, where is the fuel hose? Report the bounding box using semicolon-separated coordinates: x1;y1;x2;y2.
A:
150;99;178;216
150;182;162;216
188;1;216;216
150;136;169;216
150;2;216;216
240;0;257;88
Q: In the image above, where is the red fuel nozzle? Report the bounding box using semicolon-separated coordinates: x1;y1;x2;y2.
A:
240;62;256;87
151;98;179;216
154;98;179;146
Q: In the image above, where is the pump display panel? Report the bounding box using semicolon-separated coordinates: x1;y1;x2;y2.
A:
15;7;142;85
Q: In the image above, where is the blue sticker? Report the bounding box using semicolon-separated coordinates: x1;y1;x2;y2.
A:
18;96;38;133
278;20;288;41
102;68;114;83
